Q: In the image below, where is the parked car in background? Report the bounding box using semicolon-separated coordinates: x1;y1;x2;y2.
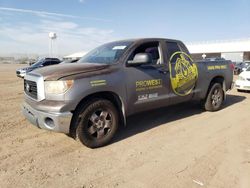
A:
16;58;61;78
234;61;250;75
243;61;250;71
235;66;250;92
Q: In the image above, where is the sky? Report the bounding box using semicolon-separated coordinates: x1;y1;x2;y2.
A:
0;0;249;56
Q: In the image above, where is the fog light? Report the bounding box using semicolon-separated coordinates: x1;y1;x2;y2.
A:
45;117;55;128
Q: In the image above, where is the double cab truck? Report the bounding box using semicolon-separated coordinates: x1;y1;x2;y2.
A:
22;38;234;148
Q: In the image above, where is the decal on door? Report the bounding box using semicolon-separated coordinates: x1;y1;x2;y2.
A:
90;80;107;87
137;93;159;101
136;79;162;91
207;65;227;70
169;52;198;96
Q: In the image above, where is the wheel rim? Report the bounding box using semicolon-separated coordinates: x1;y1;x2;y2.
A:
87;109;112;139
211;88;222;107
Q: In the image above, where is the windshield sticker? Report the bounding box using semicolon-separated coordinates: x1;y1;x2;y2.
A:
136;79;162;91
90;80;107;87
207;65;227;70
169;52;198;96
112;46;127;50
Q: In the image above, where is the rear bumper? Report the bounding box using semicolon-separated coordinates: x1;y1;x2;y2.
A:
22;102;72;134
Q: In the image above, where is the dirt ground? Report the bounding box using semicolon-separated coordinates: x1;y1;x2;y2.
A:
0;64;250;188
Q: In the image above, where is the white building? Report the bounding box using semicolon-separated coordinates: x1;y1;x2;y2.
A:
186;38;250;62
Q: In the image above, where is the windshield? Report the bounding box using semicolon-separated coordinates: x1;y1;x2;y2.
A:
247;66;250;71
244;62;249;68
31;59;44;67
78;41;132;64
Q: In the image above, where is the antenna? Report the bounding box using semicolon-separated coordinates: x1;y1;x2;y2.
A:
49;32;57;57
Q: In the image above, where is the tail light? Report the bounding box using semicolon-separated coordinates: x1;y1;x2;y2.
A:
229;63;235;71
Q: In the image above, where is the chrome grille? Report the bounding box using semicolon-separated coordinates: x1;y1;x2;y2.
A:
24;79;37;100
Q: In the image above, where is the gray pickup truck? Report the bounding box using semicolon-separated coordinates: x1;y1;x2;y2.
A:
22;38;234;148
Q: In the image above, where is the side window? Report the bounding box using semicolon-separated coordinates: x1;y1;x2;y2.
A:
178;42;190;55
43;61;51;66
129;42;161;65
50;61;60;65
166;42;181;63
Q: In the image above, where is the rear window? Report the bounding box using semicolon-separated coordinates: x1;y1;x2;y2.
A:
166;42;181;63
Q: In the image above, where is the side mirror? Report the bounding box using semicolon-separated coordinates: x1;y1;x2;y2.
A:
128;53;152;66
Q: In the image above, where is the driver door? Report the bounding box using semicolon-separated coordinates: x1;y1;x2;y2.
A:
125;41;171;115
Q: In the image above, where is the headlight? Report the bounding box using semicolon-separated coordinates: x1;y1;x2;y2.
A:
238;76;246;81
45;80;74;94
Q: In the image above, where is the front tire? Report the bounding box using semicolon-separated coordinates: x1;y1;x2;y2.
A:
203;83;224;111
75;99;119;148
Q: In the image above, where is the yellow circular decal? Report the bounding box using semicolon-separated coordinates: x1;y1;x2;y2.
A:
169;52;198;96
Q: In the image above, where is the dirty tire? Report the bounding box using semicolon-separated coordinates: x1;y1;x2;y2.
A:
204;83;224;111
75;99;119;148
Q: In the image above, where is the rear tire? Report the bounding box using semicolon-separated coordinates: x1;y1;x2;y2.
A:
203;83;224;111
74;99;119;148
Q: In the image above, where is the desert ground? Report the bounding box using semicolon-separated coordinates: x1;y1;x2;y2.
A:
0;64;250;188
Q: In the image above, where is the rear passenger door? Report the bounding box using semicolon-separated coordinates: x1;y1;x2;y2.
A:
165;41;198;105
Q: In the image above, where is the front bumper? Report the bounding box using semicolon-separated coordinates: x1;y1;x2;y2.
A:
235;80;250;91
22;102;72;134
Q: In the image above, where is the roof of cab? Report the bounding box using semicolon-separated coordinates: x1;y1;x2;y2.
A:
109;38;182;44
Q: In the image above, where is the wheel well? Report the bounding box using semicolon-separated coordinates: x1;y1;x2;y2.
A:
210;76;224;86
206;76;225;99
69;91;125;138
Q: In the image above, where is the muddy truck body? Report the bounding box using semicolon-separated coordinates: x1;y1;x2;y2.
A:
22;38;234;148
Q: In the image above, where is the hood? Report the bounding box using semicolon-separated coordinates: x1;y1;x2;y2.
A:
239;70;250;78
32;63;109;80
